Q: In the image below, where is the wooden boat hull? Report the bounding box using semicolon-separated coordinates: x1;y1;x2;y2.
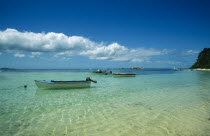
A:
92;72;112;75
35;80;91;89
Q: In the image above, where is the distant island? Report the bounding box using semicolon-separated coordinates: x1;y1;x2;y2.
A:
0;68;16;71
119;67;144;69
190;48;210;69
129;66;144;69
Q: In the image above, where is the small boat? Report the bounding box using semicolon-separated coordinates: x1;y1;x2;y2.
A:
35;77;97;89
92;70;112;75
113;73;136;77
92;69;106;73
172;67;180;71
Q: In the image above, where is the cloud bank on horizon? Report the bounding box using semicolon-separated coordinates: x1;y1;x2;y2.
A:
0;28;199;64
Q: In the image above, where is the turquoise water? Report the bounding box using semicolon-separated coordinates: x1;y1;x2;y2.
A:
0;69;210;136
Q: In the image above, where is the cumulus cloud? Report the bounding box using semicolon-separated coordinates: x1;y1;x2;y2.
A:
0;28;170;62
0;29;96;52
80;43;169;62
14;53;25;58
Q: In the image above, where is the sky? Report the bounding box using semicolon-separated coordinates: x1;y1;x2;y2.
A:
0;0;210;69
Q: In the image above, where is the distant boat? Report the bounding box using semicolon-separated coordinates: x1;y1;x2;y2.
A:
113;73;136;77
35;77;97;89
92;69;105;73
92;70;112;75
172;67;180;71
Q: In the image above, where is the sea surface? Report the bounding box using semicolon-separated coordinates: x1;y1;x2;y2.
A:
0;69;210;136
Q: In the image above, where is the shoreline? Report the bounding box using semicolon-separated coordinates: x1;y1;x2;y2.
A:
193;68;210;71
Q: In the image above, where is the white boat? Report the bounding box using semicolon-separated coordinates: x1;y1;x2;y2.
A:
172;67;180;71
35;78;96;89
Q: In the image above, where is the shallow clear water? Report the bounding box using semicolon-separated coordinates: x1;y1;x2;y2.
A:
0;69;210;136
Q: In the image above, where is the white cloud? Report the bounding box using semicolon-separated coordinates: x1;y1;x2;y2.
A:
182;50;199;55
60;57;71;61
54;51;72;58
31;52;41;56
29;52;42;58
80;43;168;62
0;28;171;62
0;28;96;52
14;53;25;58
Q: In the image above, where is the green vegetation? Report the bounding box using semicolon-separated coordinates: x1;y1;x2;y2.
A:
190;48;210;69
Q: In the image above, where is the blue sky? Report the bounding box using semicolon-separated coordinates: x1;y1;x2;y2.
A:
0;0;210;69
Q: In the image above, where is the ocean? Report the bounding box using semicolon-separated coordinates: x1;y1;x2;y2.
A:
0;69;210;136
